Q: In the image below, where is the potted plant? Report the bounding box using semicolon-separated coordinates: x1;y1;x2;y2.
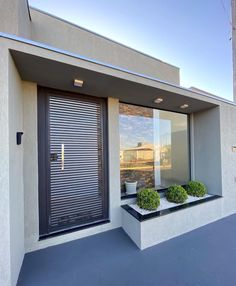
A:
125;180;137;194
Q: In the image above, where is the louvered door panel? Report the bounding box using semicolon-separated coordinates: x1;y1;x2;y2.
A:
46;94;107;233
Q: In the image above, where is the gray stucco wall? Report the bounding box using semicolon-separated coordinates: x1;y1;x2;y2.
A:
193;107;222;195
8;55;25;286
0;43;11;286
23;82;38;252
0;45;26;286
220;103;236;215
232;0;236;102
0;0;31;38
0;1;180;86
29;8;180;85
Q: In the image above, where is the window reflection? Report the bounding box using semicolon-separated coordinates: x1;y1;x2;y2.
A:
119;103;189;193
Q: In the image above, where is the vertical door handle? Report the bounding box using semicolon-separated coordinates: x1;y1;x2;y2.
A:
61;144;65;170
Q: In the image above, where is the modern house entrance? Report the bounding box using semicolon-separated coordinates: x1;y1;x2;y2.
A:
38;88;109;237
1;2;236;285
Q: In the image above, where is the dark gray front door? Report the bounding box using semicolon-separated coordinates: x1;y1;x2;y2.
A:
38;88;108;237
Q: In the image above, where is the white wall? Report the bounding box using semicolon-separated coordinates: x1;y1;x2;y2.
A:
140;198;223;250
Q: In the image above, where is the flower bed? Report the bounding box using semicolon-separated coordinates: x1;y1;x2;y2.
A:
129;194;212;215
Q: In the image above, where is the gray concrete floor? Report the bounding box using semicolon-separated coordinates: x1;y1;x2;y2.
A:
18;214;236;286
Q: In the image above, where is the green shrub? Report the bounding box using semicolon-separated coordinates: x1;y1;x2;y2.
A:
166;185;188;204
186;181;207;197
137;188;160;211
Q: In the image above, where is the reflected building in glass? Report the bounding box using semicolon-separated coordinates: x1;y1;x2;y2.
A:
119;103;189;192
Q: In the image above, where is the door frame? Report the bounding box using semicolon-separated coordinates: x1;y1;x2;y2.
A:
37;87;109;238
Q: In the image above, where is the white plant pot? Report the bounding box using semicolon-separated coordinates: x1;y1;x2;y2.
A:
125;181;137;195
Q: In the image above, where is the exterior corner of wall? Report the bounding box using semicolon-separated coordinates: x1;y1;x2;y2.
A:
121;209;141;249
0;41;11;286
8;52;26;286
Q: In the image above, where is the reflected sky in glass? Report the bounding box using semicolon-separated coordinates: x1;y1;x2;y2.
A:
120;114;171;150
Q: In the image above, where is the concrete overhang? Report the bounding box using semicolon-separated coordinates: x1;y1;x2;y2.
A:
1;33;222;114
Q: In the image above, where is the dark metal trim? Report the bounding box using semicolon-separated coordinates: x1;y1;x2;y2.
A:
187;114;192;181
122;195;222;222
26;0;32;21
38;88;49;235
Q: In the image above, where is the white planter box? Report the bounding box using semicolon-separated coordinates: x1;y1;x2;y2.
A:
122;195;222;250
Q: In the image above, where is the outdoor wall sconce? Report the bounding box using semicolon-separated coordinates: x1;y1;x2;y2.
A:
232;146;236;153
16;132;24;145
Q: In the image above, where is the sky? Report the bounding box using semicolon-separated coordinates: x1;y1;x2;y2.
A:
29;0;233;100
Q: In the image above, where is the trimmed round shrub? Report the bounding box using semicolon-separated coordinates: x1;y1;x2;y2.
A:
166;185;188;204
137;188;160;211
186;181;207;197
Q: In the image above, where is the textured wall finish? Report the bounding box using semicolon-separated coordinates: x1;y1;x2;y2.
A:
8;54;25;286
0;43;11;286
232;0;236;102
0;0;31;38
30;8;180;85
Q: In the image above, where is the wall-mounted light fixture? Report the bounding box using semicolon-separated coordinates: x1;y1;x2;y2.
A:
74;79;84;87
180;104;189;109
232;146;236;153
16;132;24;145
154;98;163;104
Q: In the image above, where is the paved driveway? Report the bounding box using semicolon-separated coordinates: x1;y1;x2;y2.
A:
18;214;236;286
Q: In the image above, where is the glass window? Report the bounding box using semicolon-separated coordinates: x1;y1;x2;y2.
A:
119;103;190;193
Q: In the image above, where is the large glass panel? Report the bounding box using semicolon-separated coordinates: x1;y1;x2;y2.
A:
119;103;190;193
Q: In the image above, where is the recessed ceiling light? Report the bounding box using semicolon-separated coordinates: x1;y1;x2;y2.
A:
74;79;84;87
180;104;189;109
154;98;163;104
